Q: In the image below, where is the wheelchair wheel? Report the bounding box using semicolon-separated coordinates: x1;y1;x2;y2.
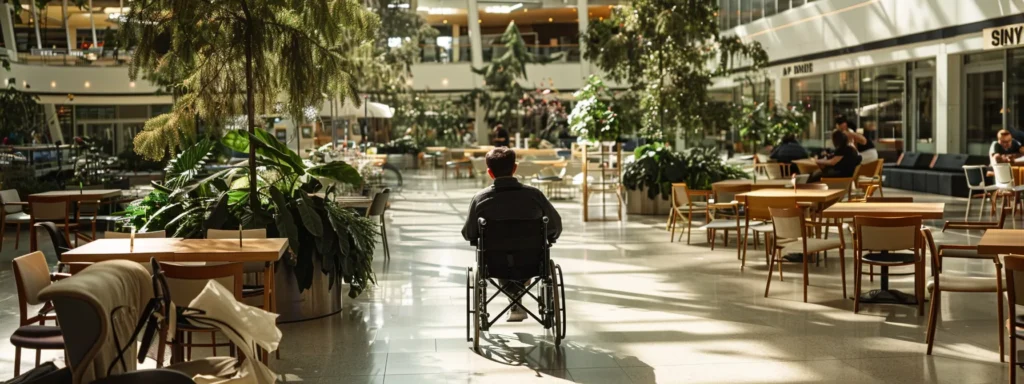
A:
549;260;566;346
466;267;473;343
473;268;483;353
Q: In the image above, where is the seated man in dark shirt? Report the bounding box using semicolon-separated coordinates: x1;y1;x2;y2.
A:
808;130;862;183
990;129;1024;164
462;147;562;321
769;134;809;175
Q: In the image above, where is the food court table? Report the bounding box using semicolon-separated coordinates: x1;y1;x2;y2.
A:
28;189;124;251
63;238;287;314
736;188;846;203
977;229;1024;255
822;202;945;306
713;179;794;190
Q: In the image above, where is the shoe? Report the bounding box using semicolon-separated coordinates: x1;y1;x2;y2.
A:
507;306;527;322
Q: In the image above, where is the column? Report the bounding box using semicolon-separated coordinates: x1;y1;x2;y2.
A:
451;25;460;62
935;45;962;154
89;0;97;48
468;0;488;144
29;0;41;49
576;0;589;78
0;1;18;60
62;0;72;50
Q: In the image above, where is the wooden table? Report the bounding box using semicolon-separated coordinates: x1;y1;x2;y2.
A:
821;202;946;219
737;188;846;203
29;189;124;251
977;229;1024;254
531;159;568;167
452;148;559;158
64;238;288;315
713;179;793;190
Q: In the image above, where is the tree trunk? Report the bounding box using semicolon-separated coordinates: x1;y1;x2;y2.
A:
241;4;259;215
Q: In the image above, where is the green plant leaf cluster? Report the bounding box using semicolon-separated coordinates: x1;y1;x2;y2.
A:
622;143;747;200
568;75;621;142
0;86;42;141
735;101;812;149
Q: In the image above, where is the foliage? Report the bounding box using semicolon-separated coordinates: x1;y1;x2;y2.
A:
69;137;120;186
1;168;60;197
0;86;42;140
467;22;559;131
126;129;378;298
583;1;768;141
735;101;811;150
375;137;421;155
622;143;746;200
569;75;620;142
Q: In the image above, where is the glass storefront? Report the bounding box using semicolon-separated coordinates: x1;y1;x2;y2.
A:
860;64;905;154
790;76;823;145
963;51;1005;156
823;70;858;136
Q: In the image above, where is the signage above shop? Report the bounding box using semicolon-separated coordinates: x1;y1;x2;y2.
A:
782;62;814;77
984;23;1024;50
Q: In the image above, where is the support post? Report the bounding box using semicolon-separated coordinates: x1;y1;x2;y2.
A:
467;0;488;145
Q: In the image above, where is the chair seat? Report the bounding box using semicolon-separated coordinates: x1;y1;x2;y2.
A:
80;215;121;222
780;238;843;254
998;185;1024;192
166;356;239;378
940;247;995;260
5;212;30;223
969;185;1001;192
243;285;264;298
857;176;880;183
750;223;774;232
929;275;1001;293
10;325;64;349
861;252;916;265
701;220;755;230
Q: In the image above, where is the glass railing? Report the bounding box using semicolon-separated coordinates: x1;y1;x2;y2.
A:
418;43;581;64
15;48;132;66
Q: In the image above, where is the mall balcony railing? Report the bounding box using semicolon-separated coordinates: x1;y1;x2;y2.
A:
13;47;132;66
418;43;580;63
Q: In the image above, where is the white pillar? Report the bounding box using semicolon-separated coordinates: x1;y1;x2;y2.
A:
935;45;961;154
29;0;41;49
576;0;589;78
62;0;72;50
0;2;18;60
468;0;488;145
89;0;97;48
451;24;460;62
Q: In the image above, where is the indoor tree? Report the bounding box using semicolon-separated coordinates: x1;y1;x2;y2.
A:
0;85;41;143
122;0;380;211
583;0;769;141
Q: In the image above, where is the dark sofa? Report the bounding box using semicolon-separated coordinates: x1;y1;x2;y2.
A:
881;153;989;197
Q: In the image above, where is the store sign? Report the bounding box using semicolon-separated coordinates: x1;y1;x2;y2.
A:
984;23;1024;50
782;62;814;77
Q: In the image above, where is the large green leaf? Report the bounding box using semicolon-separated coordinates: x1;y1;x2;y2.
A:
308;161;363;187
222;130;250;153
250;129;306;176
165;139;215;190
204;193;231;230
269;186;301;259
295;191;323;237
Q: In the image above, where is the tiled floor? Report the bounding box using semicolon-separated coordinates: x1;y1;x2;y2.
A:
0;170;1020;383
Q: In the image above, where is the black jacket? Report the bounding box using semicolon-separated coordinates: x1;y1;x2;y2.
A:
462;177;562;246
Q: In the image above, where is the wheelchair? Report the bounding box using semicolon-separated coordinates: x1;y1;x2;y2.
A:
466;217;566;352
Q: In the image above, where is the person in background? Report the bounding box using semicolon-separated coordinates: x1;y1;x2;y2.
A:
808;130;862;183
769;134;809;175
990;129;1024;164
492;123;509;147
835;115;877;164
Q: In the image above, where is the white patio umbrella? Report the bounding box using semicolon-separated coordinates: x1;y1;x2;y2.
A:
336;100;394;118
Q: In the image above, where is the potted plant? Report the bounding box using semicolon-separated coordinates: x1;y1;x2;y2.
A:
568;75;620;143
621;143;747;215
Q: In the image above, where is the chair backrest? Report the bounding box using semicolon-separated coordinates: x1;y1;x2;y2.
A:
764;163;784;179
711;183;750;204
106;230;167;239
854;216;922;252
562;160;583;178
795;183;829;190
0;189;23;213
821;174;857;200
866;196;914;203
1005;255;1024;308
515;161;542;179
470;157;487;174
768;206;806;240
963;165;988;188
921;227;939;274
30;200;70;222
477;217;549;281
671;183;691;208
158;262;243;307
35;222;71;261
746;196;798;222
13;251;52;320
994;163;1015;185
538;167;558;178
793;174;810;185
206;228;266;239
856;160;880;179
367;188;391;216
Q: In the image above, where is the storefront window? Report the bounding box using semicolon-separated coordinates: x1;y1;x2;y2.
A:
860;64;905;155
790;76;823;145
965;71;1005;155
1008;49;1024;142
824;70;858;137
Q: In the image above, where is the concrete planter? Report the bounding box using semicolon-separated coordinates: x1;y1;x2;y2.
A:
274;256;342;323
625;187;672;216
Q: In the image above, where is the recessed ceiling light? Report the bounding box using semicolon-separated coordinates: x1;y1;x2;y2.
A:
484;3;522;14
84;81;91;88
129;81;136;88
50;81;56;88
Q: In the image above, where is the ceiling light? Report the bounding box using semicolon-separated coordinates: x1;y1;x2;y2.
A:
484;3;523;14
129;81;136;88
548;17;553;22
441;78;449;86
422;7;457;15
84;81;91;88
50;81;56;88
443;19;448;24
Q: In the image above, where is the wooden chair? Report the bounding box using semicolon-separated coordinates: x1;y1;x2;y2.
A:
667;183;709;244
852;216;925;315
752;155;791;181
27;197;78;250
765;207;846;302
367;188;392;260
820;164;861;202
12;251;66;376
855;160;884;197
1004;254;1024;383
105;230;167;239
702;183;750;260
993;163;1024;216
741;195;797;268
159;262;244;365
942;205;1011;233
921;228;1004;361
0;189;30;251
848;185;879;202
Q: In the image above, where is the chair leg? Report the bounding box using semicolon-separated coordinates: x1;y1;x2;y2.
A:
765;248;777;297
686;216;693;245
853;260;862;314
14;346;21;376
710;230;716;250
1011;334;1017;384
0;214;5;252
926;289;940;354
15;222;20;250
802;252;809;303
839;247;847;300
669;212;677;242
966;193;973;221
869;265;874;282
998;267;1006;363
741;227;749;268
380;218;390;260
35;348;40;367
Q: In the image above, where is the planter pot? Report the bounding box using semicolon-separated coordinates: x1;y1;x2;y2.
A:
273;256;343;323
385;154;418;170
625;187;672;215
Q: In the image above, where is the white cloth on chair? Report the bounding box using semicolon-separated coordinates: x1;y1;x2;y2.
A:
189;280;281;384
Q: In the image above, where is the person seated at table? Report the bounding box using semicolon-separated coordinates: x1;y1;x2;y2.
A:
808;130;862;183
990;129;1024;164
492;124;510;147
835;115;877;165
462;147;562;322
769;134;809;175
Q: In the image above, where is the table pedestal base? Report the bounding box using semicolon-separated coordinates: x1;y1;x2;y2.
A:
857;289;918;305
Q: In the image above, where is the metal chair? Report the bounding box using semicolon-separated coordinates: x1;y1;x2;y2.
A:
367;188;392;260
765;206;846;302
962;165;999;220
0;189;31;251
33;222;72;271
11;251;66;376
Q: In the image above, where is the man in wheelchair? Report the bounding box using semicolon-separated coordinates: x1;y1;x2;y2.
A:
462;147;562;322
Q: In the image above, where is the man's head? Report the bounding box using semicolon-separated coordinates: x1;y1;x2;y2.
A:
834;115;848;131
485;147;517;179
781;134;798;145
998;129;1014;149
831;129;850;149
